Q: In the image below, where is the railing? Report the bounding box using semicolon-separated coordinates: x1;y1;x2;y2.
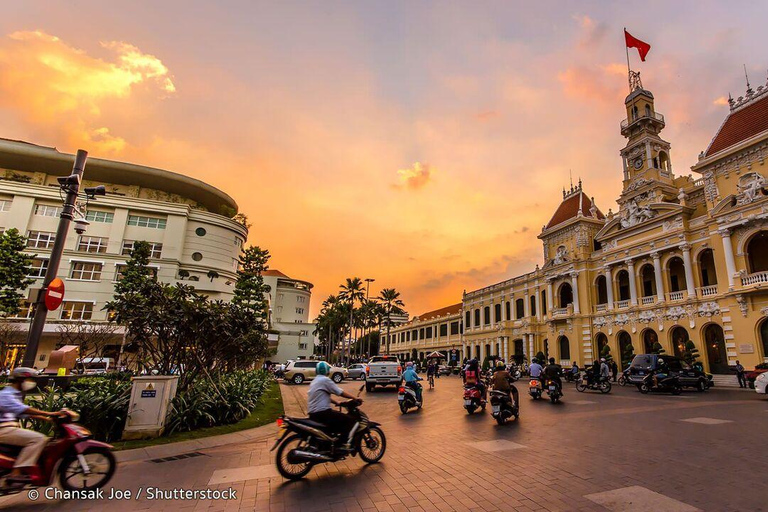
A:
595;304;608;313
552;307;568;317
620;111;665;131
641;296;656;305
668;291;686;301
616;300;630;309
693;178;704;187
699;285;718;297
742;271;768;286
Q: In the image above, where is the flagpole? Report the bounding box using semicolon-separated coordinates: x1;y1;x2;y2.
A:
624;27;631;93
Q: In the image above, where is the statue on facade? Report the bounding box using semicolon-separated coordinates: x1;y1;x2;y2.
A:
620;199;655;228
553;245;568;265
737;172;766;204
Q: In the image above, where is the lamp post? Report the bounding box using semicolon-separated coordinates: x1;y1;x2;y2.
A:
364;278;375;358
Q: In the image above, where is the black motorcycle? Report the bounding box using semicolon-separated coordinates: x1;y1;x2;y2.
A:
545;378;562;403
398;383;422;414
272;390;386;480
576;375;612;394
489;390;519;425
617;368;630;386
638;372;682;395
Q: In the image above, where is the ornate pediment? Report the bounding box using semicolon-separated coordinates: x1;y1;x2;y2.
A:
595;202;689;243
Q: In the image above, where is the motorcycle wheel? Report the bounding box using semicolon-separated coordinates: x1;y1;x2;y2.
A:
358;427;386;464
550;395;557;404
399;402;408;414
576;383;587;393
495;415;505;425
639;383;650;394
275;434;314;480
697;379;707;392
618;376;626;386
672;385;682;395
600;381;612;394
58;446;116;491
465;406;476;415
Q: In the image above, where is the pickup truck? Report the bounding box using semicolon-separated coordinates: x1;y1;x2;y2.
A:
365;356;402;392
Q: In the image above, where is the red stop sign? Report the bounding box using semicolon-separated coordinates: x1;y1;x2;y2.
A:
45;278;65;311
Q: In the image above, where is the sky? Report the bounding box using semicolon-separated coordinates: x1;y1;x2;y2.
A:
1;1;767;319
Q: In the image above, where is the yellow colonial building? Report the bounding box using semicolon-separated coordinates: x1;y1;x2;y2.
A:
385;304;463;364
459;73;768;382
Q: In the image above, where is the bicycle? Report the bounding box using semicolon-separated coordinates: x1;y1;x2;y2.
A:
428;373;435;389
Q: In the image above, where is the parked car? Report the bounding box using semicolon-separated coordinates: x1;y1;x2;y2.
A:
365;355;402;392
283;360;347;384
627;354;712;391
754;372;768;396
347;363;367;380
746;363;768;389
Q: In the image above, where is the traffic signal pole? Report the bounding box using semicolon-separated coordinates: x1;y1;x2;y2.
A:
21;150;88;368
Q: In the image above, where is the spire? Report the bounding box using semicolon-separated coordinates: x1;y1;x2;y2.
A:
744;64;753;96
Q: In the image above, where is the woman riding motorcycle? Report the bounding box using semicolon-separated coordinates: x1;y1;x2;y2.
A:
490;361;519;406
463;358;486;400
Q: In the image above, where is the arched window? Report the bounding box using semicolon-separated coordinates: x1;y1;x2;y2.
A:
595;333;608;356
494;303;502;323
558;283;573;308
465;311;471;328
541;290;547;314
474;309;480;327
515;299;524;319
704;324;728;374
760;319;768;362
668;257;687;292
670;326;689;359
595;275;608;304
658;150;671;172
558;336;570;360
616;270;630;301
505;301;511;321
698;249;717;287
644;104;651;117
640;263;656;297
747;232;768;273
530;295;536;317
483;306;490;325
618;331;633;368
632;105;639;120
642;329;658;354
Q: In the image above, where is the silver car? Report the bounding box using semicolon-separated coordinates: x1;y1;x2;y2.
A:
346;363;367;380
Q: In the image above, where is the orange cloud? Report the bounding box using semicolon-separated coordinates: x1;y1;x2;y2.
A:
395;162;433;190
0;30;174;154
713;96;729;106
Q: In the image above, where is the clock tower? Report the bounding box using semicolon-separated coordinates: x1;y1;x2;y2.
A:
618;75;677;208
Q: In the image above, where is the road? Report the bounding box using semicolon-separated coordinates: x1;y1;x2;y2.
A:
1;375;766;511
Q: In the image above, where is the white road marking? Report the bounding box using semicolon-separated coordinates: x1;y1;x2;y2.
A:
467;440;525;452
570;400;597;405
585;485;701;511
680;417;733;425
208;464;279;485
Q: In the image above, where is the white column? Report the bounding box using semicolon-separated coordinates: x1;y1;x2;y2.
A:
546;280;554;317
719;228;737;290
626;259;638;305
604;266;614;309
645;141;652;166
480;342;485;362
524;289;530;318
652;252;664;302
528;333;535;359
681;243;696;298
570;272;581;314
503;336;509;362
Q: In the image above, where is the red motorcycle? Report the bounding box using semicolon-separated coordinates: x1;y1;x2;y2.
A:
463;385;486;414
0;410;116;496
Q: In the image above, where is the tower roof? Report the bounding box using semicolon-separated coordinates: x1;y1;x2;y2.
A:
545;185;604;230
705;86;768;157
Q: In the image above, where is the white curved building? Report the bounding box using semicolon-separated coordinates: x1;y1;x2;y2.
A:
0;138;248;368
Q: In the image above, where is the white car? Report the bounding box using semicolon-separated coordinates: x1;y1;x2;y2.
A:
755;372;768;395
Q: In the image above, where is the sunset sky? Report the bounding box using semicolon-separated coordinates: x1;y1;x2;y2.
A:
2;1;767;318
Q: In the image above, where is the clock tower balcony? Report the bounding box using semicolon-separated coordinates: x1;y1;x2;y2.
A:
620;110;665;137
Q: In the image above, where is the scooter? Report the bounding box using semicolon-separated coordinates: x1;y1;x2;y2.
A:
638;373;682;395
528;378;543;400
273;385;386;480
398;383;422;414
576;375;612;394
489;390;519;425
0;409;116;496
545;379;562;403
508;367;522;382
463;385;486;414
618;368;630;386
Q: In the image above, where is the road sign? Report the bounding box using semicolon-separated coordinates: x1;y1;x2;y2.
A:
44;278;65;311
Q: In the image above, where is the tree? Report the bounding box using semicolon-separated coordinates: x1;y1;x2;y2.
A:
232;246;270;322
535;351;546;363
0;228;33;317
377;288;405;355
600;344;613;363
56;321;120;364
339;278;365;365
682;340;700;365
621;341;635;369
651;341;665;355
314;295;350;364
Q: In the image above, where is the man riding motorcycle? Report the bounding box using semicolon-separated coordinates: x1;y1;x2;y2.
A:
528;358;543;380
490;361;519;407
307;362;361;450
463;358;486;400
0;368;62;484
402;362;423;403
543;358;563;395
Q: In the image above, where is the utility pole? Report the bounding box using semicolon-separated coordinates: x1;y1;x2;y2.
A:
22;150;88;368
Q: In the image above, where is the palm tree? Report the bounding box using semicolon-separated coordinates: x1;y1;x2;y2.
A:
378;288;405;355
339;277;365;365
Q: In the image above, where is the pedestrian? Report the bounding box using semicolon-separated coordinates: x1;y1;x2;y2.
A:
611;360;618;382
735;360;747;388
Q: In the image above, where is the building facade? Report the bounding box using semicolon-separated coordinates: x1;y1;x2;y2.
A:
0;138;247;368
460;73;768;380
262;269;316;363
384;303;463;364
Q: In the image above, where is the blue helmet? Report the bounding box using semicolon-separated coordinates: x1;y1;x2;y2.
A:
316;361;331;376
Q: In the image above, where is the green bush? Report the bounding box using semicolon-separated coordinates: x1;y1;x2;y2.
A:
651;342;665;355
600;345;613;363
682;340;700;364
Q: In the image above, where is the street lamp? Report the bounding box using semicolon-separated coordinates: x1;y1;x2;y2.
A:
364;278;375;358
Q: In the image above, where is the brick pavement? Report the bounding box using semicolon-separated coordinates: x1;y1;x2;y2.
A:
1;376;766;511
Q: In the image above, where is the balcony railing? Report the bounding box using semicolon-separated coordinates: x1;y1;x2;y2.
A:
595;304;608;313
641;296;656;305
699;285;718;297
742;271;768;286
616;300;630;309
552;307;568;317
668;291;686;301
620;111;665;132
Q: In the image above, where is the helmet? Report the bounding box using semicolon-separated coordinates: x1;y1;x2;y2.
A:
406;361;414;368
549;358;555;364
600;358;606;362
10;367;36;382
496;361;505;368
316;361;331;376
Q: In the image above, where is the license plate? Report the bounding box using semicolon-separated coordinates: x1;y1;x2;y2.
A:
549;386;556;391
398;395;404;401
638;371;645;375
582;379;588;384
464;399;472;406
492;405;500;413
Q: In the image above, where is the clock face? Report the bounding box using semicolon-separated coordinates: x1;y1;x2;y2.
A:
633;157;644;170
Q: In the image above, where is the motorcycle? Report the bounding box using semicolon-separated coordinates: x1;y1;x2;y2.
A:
0;409;116;496
463;385;486;414
545;379;562;403
398;383;422;414
508;367;522;382
618;368;630;386
273;386;386;480
528;378;543;400
638;373;682;395
564;370;580;383
576;375;612;394
489;390;519;425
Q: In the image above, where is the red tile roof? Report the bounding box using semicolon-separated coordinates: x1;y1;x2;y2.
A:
263;269;290;278
415;303;462;321
706;94;768;157
545;191;604;229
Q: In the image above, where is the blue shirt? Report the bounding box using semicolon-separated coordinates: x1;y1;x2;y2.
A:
0;386;28;423
403;368;419;382
529;363;543;378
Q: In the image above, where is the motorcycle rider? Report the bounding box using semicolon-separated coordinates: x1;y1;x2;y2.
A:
589;359;601;385
651;357;669;388
490;361;519;407
0;367;61;483
528;358;543;380
307;362;361;450
463;358;486;400
402;362;423;403
543;357;563;395
599;358;610;384
570;361;579;381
